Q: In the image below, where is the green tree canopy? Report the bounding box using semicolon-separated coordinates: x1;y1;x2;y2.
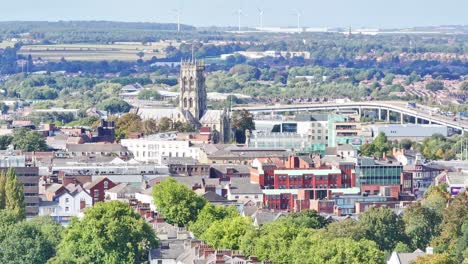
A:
152;178;206;226
12;128;48;152
289;231;384;264
232;109;255;143
360;132;391;158
426;81;445;92
358;207;408;252
4;168;25;219
137;89;161;100
114;113;143;141
189;204;239;238
50;201;157;264
0;216;62;264
431;193;467;259
200;216;254;250
403;202;441;250
98;97;132;114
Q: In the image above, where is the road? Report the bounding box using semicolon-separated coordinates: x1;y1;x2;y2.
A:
233;101;468;133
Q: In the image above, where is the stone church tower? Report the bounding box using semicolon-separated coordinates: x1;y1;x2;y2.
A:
179;60;207;121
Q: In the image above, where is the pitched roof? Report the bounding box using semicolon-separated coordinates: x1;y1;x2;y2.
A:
66;143;126;153
45;183;65;193
200;110;223;124
202;191;228;203
394;251;426;264
252;210;287;226
83;176;111;190
229;178;262;194
107;182;141;194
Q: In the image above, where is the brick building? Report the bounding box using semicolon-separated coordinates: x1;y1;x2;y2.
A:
83;177;116;204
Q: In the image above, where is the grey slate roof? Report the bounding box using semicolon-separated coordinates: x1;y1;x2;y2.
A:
229;178;262;195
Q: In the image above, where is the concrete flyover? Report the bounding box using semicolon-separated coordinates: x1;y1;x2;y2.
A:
233;101;468;133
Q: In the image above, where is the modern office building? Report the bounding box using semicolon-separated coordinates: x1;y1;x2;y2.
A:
0;154;40;218
355;158;409;196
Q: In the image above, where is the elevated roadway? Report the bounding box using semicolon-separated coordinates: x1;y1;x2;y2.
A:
233;101;468;133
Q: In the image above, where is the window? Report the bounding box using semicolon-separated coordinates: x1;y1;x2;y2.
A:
94;190;99;198
103;181;108;189
65;198;69;203
65;207;69;212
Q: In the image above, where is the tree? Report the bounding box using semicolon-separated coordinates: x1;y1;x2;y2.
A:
358;207;408;251
115;113;143;141
138;89;161;100
412;253;458;264
0;102;9;114
142;119;159;135
0;170;6;209
189;204;239;238
4;168;25;219
50;201;157;264
152;178;206;226
232;110;255;143
460;82;468;92
324;219;363;240
98;97;132;114
12;128;48;152
289;232;384;264
426;81;445;92
403;203;440;250
422;183;450;221
0;135;13;150
136;51;145;60
0;216;62;264
393;241;413;253
200;216;254;250
243;218;303;263
431;193;467;257
284;210;329;229
360;132;391;158
158;117;173;132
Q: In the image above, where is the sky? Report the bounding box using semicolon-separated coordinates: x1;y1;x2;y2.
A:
1;0;467;29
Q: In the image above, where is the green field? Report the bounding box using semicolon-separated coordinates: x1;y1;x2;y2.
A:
18;42;175;61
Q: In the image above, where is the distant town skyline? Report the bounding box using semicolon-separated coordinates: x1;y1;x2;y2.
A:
1;0;467;29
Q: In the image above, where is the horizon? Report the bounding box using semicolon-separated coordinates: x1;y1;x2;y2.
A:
1;0;467;29
0;20;467;30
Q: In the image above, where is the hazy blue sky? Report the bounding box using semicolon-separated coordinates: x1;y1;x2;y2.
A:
1;0;467;28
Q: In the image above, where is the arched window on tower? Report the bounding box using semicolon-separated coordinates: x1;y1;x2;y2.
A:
189;77;195;90
181;77;187;92
183;98;187;108
189;98;193;108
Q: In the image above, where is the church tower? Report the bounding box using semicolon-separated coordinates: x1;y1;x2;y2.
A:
179;60;207;120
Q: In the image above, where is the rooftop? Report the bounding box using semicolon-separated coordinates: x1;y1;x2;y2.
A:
274;169;342;176
229;178;262;194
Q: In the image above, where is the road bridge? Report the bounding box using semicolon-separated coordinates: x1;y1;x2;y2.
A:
233;101;468;133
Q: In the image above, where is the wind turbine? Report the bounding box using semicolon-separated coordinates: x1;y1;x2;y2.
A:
173;9;181;32
257;8;264;31
237;8;244;33
294;10;302;33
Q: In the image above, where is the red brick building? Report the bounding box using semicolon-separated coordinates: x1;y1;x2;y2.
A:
83;177;116;204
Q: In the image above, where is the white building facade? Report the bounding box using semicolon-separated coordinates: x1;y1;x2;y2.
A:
121;133;200;164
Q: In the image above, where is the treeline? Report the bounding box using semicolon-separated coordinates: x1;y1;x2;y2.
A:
152;178;468;263
361;132;467;161
0;21;196;43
